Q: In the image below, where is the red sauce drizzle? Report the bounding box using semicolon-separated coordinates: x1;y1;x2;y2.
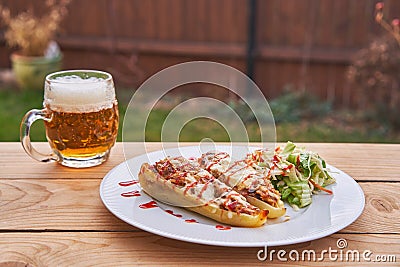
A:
121;190;141;197
183;181;197;195
198;181;210;198
215;152;229;161
282;164;293;173
165;209;183;218
118;180;139;187
216;225;231;230
242;173;253;183
223;194;233;208
252;150;264;162
139;201;158;209
266;165;275;179
224;162;248;185
155;159;189;186
206;162;217;172
179;162;192;169
273;155;280;163
185;219;198;223
225;160;244;173
206;152;229;172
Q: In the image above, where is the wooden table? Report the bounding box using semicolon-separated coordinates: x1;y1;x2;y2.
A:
0;142;399;266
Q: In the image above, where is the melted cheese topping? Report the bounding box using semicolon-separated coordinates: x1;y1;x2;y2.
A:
153;156;260;215
199;152;282;207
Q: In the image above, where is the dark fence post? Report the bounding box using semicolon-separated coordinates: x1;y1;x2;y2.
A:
246;0;257;81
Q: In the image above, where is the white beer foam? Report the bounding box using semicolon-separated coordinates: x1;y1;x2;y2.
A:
45;75;116;112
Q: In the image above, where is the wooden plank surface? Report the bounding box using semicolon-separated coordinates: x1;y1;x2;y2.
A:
0;233;398;266
1;143;399;181
0;179;135;231
1;142;399;266
0;179;398;234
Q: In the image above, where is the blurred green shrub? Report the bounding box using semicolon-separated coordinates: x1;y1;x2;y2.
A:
230;87;331;124
269;87;331;123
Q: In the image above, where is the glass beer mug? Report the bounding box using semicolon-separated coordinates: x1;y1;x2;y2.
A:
20;70;119;168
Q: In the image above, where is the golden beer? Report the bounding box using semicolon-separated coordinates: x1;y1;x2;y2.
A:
45;103;119;158
21;70;119;168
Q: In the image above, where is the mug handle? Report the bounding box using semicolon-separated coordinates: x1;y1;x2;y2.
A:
20;109;58;162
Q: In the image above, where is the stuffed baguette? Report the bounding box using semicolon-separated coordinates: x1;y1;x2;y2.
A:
138;157;268;227
198;151;286;218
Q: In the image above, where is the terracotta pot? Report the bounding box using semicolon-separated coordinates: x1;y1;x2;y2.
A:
11;52;63;90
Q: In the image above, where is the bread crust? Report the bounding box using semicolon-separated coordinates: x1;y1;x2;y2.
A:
246;197;286;218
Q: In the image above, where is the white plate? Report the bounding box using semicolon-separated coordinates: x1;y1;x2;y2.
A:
100;145;365;247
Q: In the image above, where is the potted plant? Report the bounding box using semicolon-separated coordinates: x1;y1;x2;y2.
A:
0;0;70;90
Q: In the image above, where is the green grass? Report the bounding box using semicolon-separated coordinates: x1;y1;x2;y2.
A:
1;86;399;143
276;121;400;143
0;88;46;141
144;109;261;142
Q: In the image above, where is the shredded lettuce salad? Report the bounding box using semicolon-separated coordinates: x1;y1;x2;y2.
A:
249;141;335;210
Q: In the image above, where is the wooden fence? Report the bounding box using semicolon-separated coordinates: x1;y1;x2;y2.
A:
1;0;399;106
